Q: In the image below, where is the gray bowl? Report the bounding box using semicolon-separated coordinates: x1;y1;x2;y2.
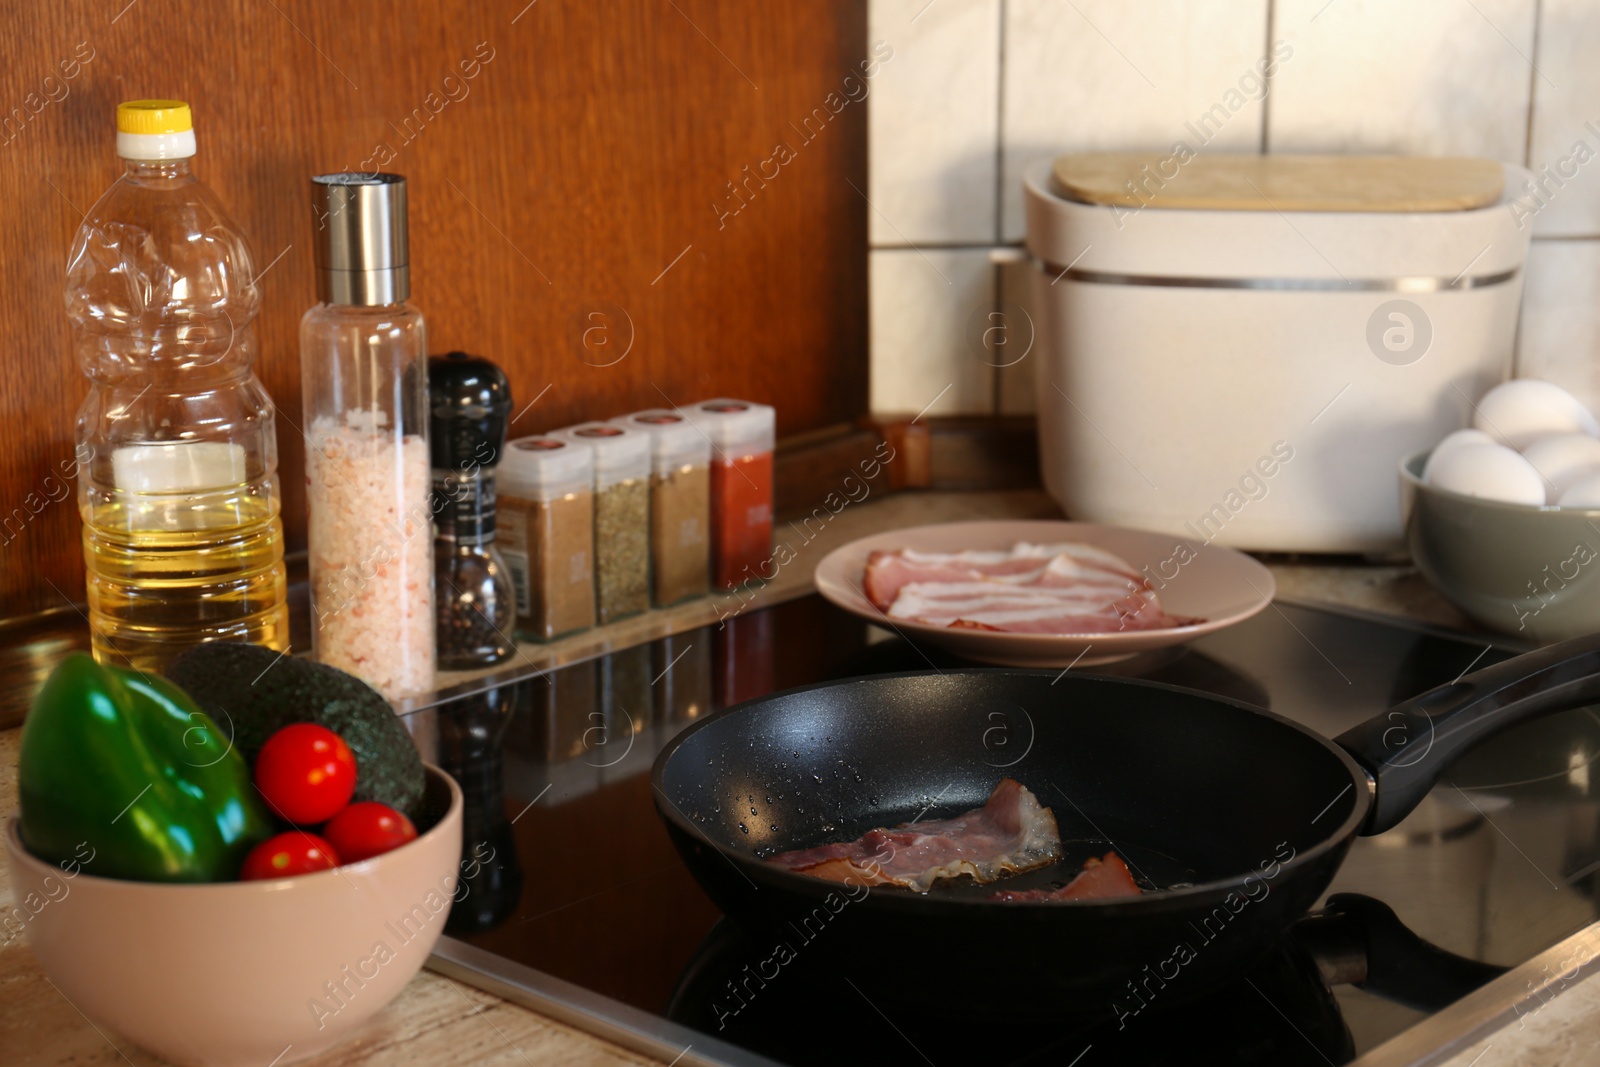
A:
1401;450;1600;642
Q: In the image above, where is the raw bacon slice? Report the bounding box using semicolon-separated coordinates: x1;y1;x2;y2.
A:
769;778;1062;893
863;543;1145;610
1032;551;1143;588
861;542;1199;636
989;852;1143;902
863;550;1046;610
887;582;1186;634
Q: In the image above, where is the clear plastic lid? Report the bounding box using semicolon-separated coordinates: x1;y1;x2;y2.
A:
498;436;594;502
554;422;650;490
687;398;775;458
613;409;711;475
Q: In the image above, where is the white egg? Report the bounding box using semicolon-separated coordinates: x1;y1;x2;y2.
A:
1473;379;1600;449
1520;433;1600;501
1422;428;1496;481
1425;442;1546;505
1558;473;1600;508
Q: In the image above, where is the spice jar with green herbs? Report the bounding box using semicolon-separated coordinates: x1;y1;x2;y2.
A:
497;437;596;641
556;422;650;624
429;351;515;669
615;409;711;606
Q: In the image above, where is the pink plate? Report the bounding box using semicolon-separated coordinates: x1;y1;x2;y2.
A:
813;520;1275;667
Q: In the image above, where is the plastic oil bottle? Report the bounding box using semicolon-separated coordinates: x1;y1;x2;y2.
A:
64;100;288;673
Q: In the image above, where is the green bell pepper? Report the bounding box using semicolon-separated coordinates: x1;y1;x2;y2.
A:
18;653;273;882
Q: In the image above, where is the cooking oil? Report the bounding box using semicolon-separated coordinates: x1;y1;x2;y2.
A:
65;100;289;673
81;484;288;674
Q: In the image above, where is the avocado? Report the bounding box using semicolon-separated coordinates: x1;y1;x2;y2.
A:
164;643;427;821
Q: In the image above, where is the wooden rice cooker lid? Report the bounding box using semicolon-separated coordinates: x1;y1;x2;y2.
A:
1052;153;1505;212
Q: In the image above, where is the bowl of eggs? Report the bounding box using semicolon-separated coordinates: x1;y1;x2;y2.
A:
1402;379;1600;643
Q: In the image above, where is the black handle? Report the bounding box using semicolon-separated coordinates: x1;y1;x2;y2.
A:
1293;894;1505;1011
1336;632;1600;835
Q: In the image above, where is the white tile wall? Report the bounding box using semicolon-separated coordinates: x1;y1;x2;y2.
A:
867;0;1600;419
1000;0;1269;241
1270;0;1535;160
1523;0;1600;237
869;248;996;416
996;256;1037;415
867;0;1001;245
1515;240;1600;414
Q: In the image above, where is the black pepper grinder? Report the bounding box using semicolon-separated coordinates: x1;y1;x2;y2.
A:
430;351;516;668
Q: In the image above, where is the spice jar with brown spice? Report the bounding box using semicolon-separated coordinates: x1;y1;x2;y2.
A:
614;409;710;606
497;436;596;641
555;422;650;624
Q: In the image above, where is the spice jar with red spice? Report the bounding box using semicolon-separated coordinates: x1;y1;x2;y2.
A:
689;399;775;591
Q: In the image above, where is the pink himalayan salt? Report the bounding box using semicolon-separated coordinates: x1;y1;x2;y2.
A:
306;415;435;700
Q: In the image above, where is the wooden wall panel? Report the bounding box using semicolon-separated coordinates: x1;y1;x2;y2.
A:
0;0;868;618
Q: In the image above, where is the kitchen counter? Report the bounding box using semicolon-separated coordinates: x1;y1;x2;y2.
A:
3;488;1587;1067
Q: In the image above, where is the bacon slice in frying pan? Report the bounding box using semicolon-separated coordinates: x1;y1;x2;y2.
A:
989;852;1143;902
769;778;1062;893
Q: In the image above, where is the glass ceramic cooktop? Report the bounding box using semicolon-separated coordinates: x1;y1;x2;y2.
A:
406;595;1600;1066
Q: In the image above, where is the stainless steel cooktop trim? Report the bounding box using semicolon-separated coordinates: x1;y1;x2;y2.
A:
1351;921;1600;1067
428;937;779;1067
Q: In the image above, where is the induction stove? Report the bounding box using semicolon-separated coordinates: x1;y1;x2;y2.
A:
409;595;1600;1066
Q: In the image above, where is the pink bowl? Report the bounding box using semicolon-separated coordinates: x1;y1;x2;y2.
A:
4;764;463;1067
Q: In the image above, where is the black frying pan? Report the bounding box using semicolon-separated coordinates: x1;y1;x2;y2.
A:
651;633;1600;1020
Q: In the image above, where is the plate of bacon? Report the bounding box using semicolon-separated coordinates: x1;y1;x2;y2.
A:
813;519;1275;666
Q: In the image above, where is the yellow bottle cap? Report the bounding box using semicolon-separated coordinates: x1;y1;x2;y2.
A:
116;100;193;136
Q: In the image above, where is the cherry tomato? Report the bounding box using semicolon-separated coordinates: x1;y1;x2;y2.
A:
323;801;418;863
239;831;342;880
253;723;357;825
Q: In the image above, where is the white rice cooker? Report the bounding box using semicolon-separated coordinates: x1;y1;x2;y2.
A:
1024;153;1532;554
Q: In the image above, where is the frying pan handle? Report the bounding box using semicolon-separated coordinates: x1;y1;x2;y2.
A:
1336;631;1600;835
1293;894;1505;1011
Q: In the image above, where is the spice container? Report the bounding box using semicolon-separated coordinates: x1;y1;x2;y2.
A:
300;173;434;700
430;352;515;669
614;410;710;606
498;437;596;641
555;422;650;624
689;398;775;591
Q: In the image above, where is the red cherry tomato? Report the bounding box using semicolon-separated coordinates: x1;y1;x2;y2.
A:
253;723;358;825
323;802;418;863
239;831;342;880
